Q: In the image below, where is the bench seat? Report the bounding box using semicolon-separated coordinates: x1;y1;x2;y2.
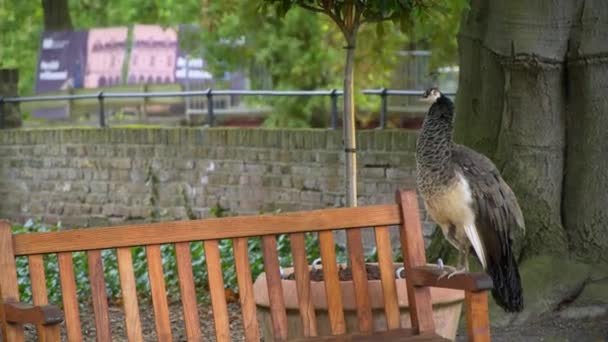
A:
294;328;451;341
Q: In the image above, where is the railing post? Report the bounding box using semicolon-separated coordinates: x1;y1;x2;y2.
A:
141;84;149;122
379;87;388;129
330;89;338;130
97;91;106;128
0;97;4;129
184;57;191;123
206;88;214;127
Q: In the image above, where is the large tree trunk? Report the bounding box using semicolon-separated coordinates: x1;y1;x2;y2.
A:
562;1;608;261
42;0;73;31
452;0;608;321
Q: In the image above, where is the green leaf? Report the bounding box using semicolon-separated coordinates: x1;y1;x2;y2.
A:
399;15;409;32
376;22;385;38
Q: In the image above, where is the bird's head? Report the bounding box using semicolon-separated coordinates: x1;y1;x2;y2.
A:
420;87;442;103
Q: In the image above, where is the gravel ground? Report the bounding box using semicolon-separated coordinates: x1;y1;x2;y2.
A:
15;302;608;341
22;302;247;341
456;311;608;342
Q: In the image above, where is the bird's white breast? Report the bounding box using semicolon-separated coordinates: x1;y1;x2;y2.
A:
424;172;475;228
423;172;488;269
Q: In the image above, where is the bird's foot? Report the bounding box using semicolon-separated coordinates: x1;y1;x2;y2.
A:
435;258;467;280
444;267;467;279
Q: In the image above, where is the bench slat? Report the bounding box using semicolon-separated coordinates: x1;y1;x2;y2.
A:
233;237;261;342
262;235;288;341
88;250;112;341
116;247;144;342
375;226;401;330
345;229;373;333
319;230;346;335
175;242;202;341
397;190;435;334
28;255;47;305
0;221;25;342
29;254;61;341
146;244;173;341
204;240;230;342
466;291;491;342
58;252;83;342
290;233;317;337
13;205;401;255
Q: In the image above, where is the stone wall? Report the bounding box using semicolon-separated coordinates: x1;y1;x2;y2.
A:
0;128;435;241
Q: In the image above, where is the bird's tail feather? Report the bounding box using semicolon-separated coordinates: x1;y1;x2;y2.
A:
487;250;523;312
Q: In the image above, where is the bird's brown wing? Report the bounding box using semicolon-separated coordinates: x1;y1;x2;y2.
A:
452;144;525;311
452;144;525;258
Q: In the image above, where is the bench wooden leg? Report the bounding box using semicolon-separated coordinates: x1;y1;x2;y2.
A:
465;291;491;342
38;324;61;342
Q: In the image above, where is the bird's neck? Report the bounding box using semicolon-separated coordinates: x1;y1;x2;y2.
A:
416;98;456;184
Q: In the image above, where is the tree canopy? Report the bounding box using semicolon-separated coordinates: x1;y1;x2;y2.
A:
0;0;465;126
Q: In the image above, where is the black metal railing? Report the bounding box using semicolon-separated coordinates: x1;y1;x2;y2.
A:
0;88;456;129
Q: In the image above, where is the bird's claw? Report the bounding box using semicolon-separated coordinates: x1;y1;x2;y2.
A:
444;267;467;279
435;258;466;280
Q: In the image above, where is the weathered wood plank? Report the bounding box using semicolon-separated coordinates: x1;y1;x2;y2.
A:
233;237;261;342
204;240;230;342
13;205;401;255
3;302;63;325
466;291;491;342
175;242;202;341
262;235;288;341
29;254;60;341
58;252;83;342
409;266;493;291
146;245;172;341
290;233;318;337
0;221;25;342
396;190;435;334
345;229;373;333
87;250;112;341
375;226;400;330
319;230;346;335
116;247;144;342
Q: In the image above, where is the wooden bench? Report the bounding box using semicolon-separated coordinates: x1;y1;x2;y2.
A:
0;190;493;341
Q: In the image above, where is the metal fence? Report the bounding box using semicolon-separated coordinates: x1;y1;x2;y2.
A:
0;88;455;129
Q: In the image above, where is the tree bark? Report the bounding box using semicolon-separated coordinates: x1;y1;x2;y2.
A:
455;0;608;263
343;35;357;207
341;1;358;208
0;69;21;129
42;0;73;31
562;1;608;262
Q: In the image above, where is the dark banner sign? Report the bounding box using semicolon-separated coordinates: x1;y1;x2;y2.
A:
33;31;87;119
35;31;87;94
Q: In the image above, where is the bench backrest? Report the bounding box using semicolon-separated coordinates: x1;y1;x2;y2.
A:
0;189;436;341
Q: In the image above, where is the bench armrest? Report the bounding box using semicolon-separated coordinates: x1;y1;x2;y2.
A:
409;266;493;292
3;301;64;326
409;266;492;342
